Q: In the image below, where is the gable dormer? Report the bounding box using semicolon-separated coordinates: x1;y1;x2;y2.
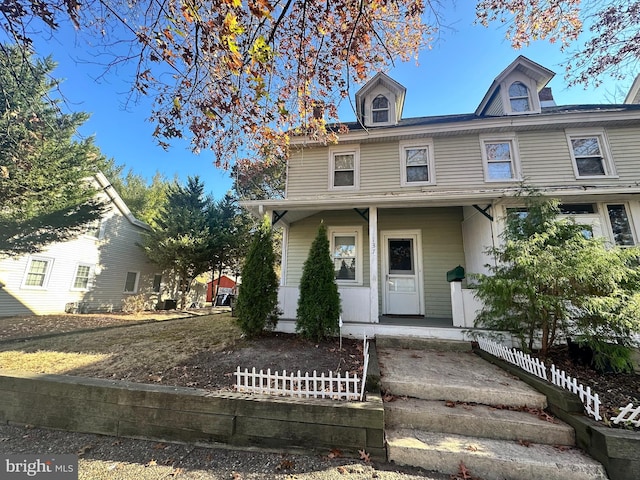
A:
475;56;555;117
355;72;406;127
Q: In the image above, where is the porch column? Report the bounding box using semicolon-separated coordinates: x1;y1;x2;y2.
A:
369;206;379;323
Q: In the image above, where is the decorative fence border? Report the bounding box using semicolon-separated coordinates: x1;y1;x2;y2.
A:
611;403;640;427
235;336;370;401
477;337;602;421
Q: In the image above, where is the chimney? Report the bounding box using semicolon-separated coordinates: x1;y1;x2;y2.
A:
539;87;556;107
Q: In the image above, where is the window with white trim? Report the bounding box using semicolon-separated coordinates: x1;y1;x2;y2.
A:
481;136;520;181
329;147;359;190
606;204;635;246
22;257;53;288
372;94;389;123
84;220;102;239
71;264;93;290
508;81;531;112
567;132;615;178
124;271;140;293
400;140;435;186
329;226;363;284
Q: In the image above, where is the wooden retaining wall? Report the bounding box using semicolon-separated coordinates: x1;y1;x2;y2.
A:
0;370;385;459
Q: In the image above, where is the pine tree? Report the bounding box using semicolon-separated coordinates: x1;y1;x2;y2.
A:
296;223;341;341
235;216;280;337
141;176;212;309
0;45;107;256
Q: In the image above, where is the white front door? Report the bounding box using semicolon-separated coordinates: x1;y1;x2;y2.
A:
382;231;423;315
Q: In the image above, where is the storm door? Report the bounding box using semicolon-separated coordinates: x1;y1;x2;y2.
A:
382;231;423;315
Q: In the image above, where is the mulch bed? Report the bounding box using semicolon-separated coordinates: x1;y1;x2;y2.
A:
544;345;639;430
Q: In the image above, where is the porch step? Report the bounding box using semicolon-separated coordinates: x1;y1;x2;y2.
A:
376;336;471;351
378;348;547;408
386;429;609;480
385;398;575;446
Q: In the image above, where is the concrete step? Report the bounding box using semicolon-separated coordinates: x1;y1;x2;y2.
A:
385;398;575;446
376;336;472;351
387;429;609;480
378;348;547;408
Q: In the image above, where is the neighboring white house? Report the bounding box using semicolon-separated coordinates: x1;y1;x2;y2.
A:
0;172;206;317
242;56;640;340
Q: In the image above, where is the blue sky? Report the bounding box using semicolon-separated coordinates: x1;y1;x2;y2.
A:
28;7;634;200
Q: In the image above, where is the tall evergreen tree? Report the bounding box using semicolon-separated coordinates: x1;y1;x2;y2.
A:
141;176;211;309
296;223;341;341
0;45;106;256
235;216;279;337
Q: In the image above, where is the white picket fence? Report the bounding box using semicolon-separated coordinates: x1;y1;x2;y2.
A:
611;403;640;427
235;336;370;401
477;337;602;421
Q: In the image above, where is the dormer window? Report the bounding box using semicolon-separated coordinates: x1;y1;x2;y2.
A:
509;82;531;112
372;95;389;123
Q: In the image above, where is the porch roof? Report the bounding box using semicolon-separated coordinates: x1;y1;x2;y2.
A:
241;184;640;223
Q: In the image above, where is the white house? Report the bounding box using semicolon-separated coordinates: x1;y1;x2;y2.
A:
243;56;640;340
0;172;206;317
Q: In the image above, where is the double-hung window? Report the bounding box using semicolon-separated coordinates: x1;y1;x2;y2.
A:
372;95;389;123
124;271;140;293
606;204;635;246
329;226;363;284
508;82;531;113
329;147;359;190
71;264;93;290
22;257;53;288
567;131;615;178
480;135;520;182
400;140;435;186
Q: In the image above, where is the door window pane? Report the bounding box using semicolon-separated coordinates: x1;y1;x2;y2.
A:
389;239;414;274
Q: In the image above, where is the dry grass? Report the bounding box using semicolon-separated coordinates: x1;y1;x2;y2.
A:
0;314;243;379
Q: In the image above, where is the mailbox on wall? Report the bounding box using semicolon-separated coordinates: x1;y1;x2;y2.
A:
446;265;465;282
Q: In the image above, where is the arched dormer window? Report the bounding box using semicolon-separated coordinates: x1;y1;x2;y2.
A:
372;95;389;123
508;82;530;112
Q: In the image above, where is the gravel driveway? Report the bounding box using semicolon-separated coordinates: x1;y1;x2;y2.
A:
0;424;450;480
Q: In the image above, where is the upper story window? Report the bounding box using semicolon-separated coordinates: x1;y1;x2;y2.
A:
508;82;531;112
400;140;435;186
606;204;635;246
22;257;54;289
566;131;615;178
329;147;359;190
329;226;363;285
372;95;389;123
84;220;103;239
480;135;520;182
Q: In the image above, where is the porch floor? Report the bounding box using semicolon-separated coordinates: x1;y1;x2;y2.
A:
379;315;454;328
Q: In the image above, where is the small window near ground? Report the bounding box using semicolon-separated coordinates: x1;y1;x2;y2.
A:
153;274;162;293
23;258;53;288
509;82;531;112
606;204;635;246
72;264;92;290
124;271;139;293
372;94;389;123
481;137;520;181
567;132;614;178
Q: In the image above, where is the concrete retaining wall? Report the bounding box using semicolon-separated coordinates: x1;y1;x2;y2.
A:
476;349;640;480
0;370;385;458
